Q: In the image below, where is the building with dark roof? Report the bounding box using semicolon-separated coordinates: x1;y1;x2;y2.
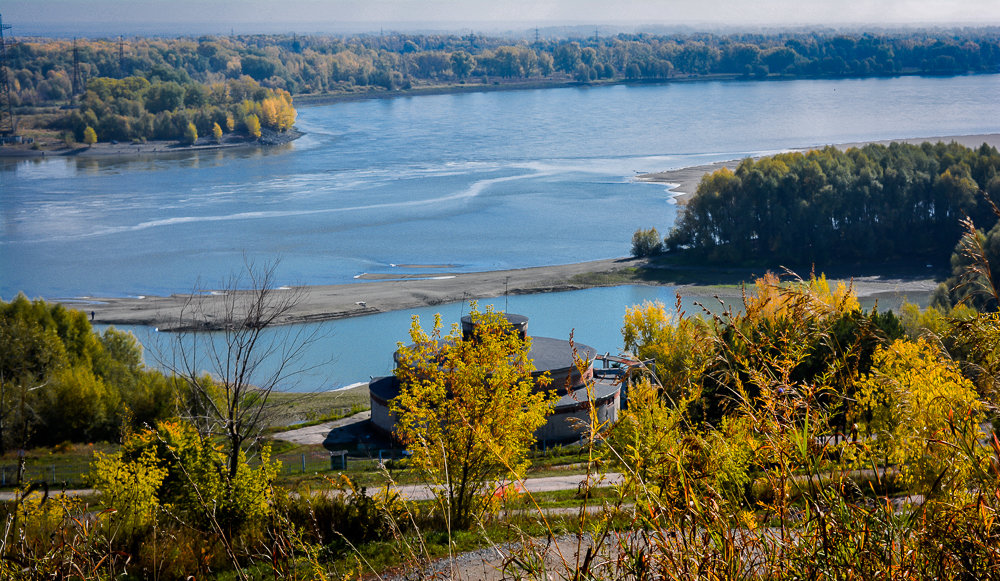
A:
369;313;622;443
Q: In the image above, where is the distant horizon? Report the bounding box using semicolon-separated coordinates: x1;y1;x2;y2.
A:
5;0;1000;39
7;20;1000;41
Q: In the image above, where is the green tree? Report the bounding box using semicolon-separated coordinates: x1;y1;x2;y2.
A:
390;305;555;529
450;50;476;79
82;125;97;146
631;227;662;257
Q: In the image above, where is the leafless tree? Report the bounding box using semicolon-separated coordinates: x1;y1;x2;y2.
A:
160;257;326;479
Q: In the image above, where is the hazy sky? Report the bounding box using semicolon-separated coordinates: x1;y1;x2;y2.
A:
6;0;1000;35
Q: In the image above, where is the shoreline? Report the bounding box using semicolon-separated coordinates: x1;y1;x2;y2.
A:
41;131;995;328
638;133;1000;204
73;257;939;331
0;128;302;160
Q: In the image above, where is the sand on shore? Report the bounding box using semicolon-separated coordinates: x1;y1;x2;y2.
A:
74;257;938;331
79;258;646;330
0;129;302;159
638;133;1000;204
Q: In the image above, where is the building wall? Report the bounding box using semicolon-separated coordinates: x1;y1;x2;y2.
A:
534;391;619;443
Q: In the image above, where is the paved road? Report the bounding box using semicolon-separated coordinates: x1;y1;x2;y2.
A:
0;472;623;503
272;410;372;445
384;472;622;502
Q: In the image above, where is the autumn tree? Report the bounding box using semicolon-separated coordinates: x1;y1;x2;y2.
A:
244;113;261;139
855;338;985;495
622;298;713;405
181;121;198;145
212;122;223;142
390;305;555;529
82;125;97;146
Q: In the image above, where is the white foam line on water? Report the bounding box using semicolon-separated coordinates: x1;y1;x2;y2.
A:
16;167;561;243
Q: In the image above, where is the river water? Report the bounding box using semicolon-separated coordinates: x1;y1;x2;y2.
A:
5;74;1000;387
5;74;1000;300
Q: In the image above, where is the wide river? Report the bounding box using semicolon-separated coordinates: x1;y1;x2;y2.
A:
4;74;1000;387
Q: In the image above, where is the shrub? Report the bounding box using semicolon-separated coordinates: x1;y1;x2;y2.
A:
631;227;662;257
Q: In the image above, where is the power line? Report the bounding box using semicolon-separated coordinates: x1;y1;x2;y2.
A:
72;38;81;96
0;13;16;138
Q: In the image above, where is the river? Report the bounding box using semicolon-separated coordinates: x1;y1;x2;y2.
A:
4;74;1000;300
5;74;1000;387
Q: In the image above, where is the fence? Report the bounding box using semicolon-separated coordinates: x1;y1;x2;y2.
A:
274;449;411;475
0;462;92;489
0;450;413;490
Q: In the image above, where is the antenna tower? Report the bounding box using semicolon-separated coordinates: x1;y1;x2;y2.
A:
118;35;125;77
0;13;16;138
535;27;540;44
72;38;82;96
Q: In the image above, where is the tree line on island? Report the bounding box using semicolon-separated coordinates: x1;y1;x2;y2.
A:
64;75;295;145
635;140;1000;310
7;27;1000;143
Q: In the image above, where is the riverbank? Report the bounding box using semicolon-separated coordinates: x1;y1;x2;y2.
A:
638;133;1000;204
74;257;938;331
0;128;302;159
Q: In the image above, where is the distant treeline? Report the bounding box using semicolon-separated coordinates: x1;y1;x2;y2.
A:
7;29;1000;106
666;142;1000;267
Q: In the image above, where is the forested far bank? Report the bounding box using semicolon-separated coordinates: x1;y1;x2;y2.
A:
7;27;1000;145
9;28;1000;103
661;141;1000;274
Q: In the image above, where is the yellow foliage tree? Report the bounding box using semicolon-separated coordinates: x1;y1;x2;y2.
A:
212;122;223;142
92;419;280;535
744;272;859;323
259;98;278;129
622;298;713;405
855;338;985;495
390;305;554;529
82;125;97;146
244;113;261;138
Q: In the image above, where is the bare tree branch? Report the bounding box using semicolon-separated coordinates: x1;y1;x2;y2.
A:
153;256;329;479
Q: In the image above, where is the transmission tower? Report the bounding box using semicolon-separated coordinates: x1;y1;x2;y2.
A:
0;13;16;138
118;35;125;77
72;38;82;96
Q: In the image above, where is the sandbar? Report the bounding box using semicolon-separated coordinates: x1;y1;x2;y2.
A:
81;257;646;330
76;257;938;331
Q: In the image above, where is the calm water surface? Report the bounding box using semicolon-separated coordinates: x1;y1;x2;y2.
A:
5;75;999;388
5;75;1000;299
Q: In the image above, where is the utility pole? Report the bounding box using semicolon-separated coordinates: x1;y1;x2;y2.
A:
118;35;125;78
71;38;82;96
0;13;16;140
